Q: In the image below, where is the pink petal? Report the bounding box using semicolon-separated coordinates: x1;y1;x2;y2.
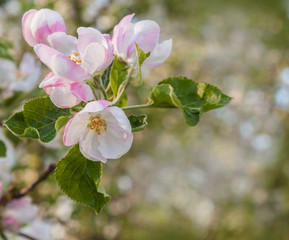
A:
80;101;107;114
77;27;107;56
127;20;160;57
112;14;135;54
22;9;38;46
70;82;94;102
48;32;78;56
142;39;172;68
50;85;81;108
34;44;90;81
81;42;106;74
79;131;107;163
30;9;66;45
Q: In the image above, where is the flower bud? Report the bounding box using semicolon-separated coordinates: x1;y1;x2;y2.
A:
22;8;66;47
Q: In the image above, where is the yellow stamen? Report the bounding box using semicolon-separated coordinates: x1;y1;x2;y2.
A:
87;115;107;135
68;51;82;65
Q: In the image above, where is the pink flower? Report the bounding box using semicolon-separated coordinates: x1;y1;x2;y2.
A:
63;101;133;163
22;8;66;47
34;28;114;78
34;28;114;107
0;53;41;92
40;72;94;108
3;197;38;233
112;14;172;68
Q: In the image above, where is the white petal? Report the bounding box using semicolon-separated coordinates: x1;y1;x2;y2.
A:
63;112;90;146
142;39;172;68
50;86;81;108
98;126;133;159
79;131;107;163
81;42;106;74
48;32;78;56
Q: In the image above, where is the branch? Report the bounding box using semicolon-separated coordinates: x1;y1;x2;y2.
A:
14;163;56;199
18;232;38;240
0;163;56;206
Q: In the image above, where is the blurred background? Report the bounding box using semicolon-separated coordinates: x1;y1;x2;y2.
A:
1;0;289;239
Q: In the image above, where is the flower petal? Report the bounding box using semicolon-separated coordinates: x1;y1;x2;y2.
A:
79;131;107;163
50;85;81;108
98;125;133;159
70;81;94;102
30;9;66;45
127;20;160;57
34;44;90;81
77;27;107;56
22;9;38;47
63;114;89;146
142;39;172;68
81;42;106;74
48;32;78;56
112;14;135;54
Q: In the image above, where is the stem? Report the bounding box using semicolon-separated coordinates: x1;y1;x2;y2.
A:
122;104;151;110
18;232;38;240
105;82;111;93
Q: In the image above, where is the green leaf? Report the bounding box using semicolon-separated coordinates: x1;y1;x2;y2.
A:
102;64;112;89
110;56;129;96
128;44;150;87
4;112;39;139
128;114;148;132
55;116;70;132
55;145;110;213
117;93;128;108
0;140;6;157
149;77;232;126
5;97;70;142
0;39;13;61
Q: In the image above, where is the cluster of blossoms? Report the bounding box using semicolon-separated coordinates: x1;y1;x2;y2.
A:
22;8;172;162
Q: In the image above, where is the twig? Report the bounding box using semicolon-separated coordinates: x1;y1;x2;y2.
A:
18;232;38;240
0;163;56;206
14;163;56;199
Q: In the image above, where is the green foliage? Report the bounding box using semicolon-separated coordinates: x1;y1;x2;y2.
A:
110;56;129;96
128;44;150;87
128;114;148;132
0;39;13;61
0;140;6;157
55;145;110;213
5;97;70;142
102;64;112;89
149;77;232;126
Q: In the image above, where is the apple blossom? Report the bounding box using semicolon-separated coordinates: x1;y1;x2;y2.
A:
22;8;66;47
34;28;114;107
34;27;114;78
63;100;133;163
0;53;40;92
40;72;94;108
112;13;172;67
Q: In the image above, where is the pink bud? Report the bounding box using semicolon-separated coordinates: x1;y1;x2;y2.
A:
22;8;66;47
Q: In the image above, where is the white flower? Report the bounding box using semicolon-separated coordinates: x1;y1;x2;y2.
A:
63;100;133;163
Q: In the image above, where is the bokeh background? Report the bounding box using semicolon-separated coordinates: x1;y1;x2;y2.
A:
1;0;289;239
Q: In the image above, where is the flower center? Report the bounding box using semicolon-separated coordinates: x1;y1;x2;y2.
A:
68;51;82;65
87;115;107;135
